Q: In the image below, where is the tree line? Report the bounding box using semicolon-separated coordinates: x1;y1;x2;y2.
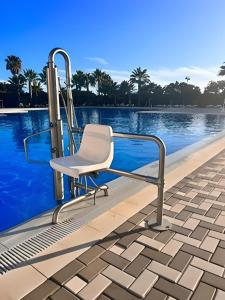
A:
1;55;225;108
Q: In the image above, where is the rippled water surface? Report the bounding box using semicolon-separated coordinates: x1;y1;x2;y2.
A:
1;108;225;231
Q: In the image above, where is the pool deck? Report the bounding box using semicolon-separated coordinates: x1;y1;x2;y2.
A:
2;136;225;299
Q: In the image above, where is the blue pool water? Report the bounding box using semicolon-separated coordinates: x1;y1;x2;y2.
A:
1;108;225;231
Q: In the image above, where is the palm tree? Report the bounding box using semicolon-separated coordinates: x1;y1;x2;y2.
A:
38;66;47;86
71;70;85;91
185;76;190;83
24;69;38;101
5;55;22;75
84;73;95;92
92;69;105;95
219;63;225;76
32;80;43;97
8;74;26;104
119;80;134;105
130;67;150;106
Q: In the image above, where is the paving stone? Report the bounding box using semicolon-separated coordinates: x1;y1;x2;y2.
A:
65;276;87;294
191;213;215;223
121;242;144;261
171;203;185;213
148;260;181;283
199;201;212;211
191;282;216;300
211;247;225;267
97;295;111;300
78;245;105;265
190;226;208;241
103;282;139;300
173;194;191;202
117;232;140;248
209;230;225;241
183;218;200;230
154;277;192;300
161;239;183;256
212;204;225;212
141;247;172;265
102;265;135;288
78;274;111;300
206;207;220;218
178;265;203;291
139;226;158;239
128;212;146;225
97;232;119;250
51;259;85;285
170;224;191;236
22;280;60;300
199;220;224;233
109;245;124;255
191;257;224;276
169;251;192;272
163;209;177;218
191;196;204;205
114;221;136;236
201;272;225;291
136;235;164;250
50;288;80;300
215;214;225;226
166;196;180;206
155;230;174;244
140;205;156;215
173;233;201;247
124;254;151;277
176;210;192;222
200;236;219;253
129;269;158;297
181;244;211;260
185;206;206;215
214;289;225;299
100;250;130;270
78;258;108;282
145;288;167;300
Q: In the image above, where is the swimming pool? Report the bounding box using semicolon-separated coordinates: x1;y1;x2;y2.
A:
1;108;225;231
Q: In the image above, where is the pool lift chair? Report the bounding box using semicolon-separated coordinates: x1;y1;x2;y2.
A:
24;48;171;231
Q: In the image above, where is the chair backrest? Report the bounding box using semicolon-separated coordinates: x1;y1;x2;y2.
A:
77;124;114;166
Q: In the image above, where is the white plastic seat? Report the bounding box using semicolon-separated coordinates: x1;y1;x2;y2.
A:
50;124;114;178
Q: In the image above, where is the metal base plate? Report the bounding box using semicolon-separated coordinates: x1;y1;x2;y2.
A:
146;216;172;231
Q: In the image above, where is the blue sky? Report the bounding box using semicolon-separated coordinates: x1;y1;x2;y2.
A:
1;0;225;89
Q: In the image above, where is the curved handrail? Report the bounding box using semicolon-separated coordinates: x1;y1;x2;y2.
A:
23;129;51;164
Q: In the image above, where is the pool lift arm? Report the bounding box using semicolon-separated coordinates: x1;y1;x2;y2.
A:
24;48;171;231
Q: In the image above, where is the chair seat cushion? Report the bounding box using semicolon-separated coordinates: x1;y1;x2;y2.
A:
50;155;108;178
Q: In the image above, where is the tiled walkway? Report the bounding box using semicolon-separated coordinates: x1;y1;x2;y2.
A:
21;150;225;299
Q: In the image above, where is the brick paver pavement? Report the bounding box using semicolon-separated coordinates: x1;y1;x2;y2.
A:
22;150;225;299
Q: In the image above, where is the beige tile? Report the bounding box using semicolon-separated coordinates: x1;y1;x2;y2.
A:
179;265;203;291
88;211;127;235
78;274;111;300
215;289;225;300
136;235;164;251
164;204;172;210
179;200;198;208
173;233;201;247
176;191;186;196
163;216;184;227
121;242;145;261
210;190;221;197
215;215;225;227
66;276;87;294
129;270;158;297
110;202;139;218
170;203;185;213
205;199;225;207
186;191;198;198
109;245;124;255
208;230;225;241
161;239;183;256
200;236;219;253
183;218;200;230
148;261;181;283
139;221;146;228
191;213;214;223
198;202;212;211
0;264;46;300
102;265;135;288
191;257;224;276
